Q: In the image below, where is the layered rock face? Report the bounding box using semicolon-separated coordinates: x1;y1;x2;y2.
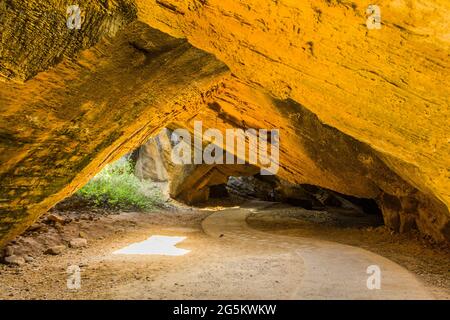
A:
134;79;449;240
1;0;137;82
0;1;449;246
134;128;259;203
0;17;229;247
136;0;450;209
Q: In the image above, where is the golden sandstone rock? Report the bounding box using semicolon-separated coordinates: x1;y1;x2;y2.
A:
0;1;449;246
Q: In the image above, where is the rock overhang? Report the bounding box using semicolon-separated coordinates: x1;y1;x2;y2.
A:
0;0;449;245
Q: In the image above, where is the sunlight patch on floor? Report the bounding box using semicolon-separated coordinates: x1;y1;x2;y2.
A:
199;206;240;211
112;235;190;256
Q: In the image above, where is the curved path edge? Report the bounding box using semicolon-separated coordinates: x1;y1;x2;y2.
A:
202;201;434;300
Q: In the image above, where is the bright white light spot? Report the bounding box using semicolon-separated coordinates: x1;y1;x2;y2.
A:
112;235;190;256
199;206;240;212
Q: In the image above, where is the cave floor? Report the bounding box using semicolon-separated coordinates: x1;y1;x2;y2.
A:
0;201;448;299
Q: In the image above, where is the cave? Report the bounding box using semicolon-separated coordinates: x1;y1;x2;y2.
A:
0;0;449;301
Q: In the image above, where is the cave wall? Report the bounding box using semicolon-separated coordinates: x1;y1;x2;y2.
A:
0;20;229;247
136;77;450;240
1;0;137;82
0;1;449;246
136;0;450;220
135;128;260;203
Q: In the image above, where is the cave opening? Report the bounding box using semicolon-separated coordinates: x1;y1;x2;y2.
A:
216;174;384;230
52;150;384;233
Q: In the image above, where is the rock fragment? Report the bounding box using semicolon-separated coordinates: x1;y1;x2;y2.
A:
46;214;66;224
45;245;66;255
24;255;35;263
4;255;25;266
69;238;88;249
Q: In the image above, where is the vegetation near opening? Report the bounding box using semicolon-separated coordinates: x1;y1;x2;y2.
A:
77;157;164;210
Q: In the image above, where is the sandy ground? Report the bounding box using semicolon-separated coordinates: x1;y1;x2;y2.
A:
0;201;448;300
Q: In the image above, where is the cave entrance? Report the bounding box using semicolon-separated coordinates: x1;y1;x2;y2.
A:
50;137;384;235
51;127;385;236
215;175;384;230
128;126;385;231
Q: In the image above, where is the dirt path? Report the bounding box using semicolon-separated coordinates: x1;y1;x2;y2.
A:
203;201;433;299
0;201;446;299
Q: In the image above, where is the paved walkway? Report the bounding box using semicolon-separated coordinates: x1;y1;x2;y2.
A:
202;202;433;299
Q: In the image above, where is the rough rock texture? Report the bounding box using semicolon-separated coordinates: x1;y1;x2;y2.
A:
1;0;137;81
0;1;449;245
136;0;450;237
134;78;449;241
136;0;450;212
135;129;172;182
135;128;259;203
0;20;229;247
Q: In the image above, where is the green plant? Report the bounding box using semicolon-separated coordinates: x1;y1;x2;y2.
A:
77;158;163;210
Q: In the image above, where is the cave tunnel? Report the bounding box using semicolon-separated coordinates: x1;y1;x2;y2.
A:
0;0;449;301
